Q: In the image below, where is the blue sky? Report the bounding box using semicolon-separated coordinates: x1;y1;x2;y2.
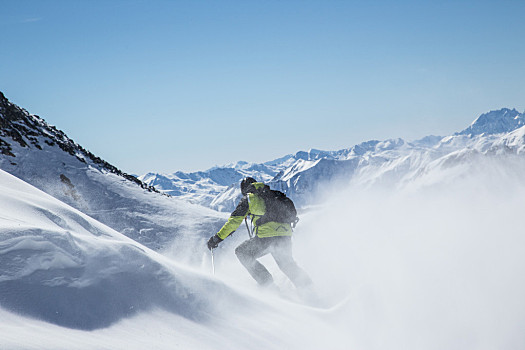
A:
1;0;524;174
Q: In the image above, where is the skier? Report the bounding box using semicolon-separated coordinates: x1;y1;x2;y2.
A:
207;177;313;290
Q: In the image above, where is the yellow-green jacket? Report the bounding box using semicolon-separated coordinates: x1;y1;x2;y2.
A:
216;182;293;240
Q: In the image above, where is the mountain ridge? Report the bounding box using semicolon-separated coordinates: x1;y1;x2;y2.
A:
0;91;223;251
0;91;159;193
141;107;525;211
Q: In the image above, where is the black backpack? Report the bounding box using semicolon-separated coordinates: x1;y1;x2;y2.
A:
254;185;299;227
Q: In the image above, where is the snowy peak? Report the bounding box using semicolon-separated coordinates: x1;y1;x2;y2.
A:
458;108;524;136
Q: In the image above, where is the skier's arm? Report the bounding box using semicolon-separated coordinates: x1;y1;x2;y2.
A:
216;196;249;240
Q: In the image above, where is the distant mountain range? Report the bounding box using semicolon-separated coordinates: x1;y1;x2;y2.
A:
140;108;525;211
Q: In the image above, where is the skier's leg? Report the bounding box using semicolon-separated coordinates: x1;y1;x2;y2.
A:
235;237;273;286
271;236;313;289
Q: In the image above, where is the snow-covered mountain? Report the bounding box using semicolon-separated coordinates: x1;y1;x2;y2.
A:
457;108;525;136
0;92;224;250
138;160;290;211
272;108;525;203
142;108;525;211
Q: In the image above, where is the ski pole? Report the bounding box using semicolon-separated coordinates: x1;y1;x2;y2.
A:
244;217;253;238
211;248;215;275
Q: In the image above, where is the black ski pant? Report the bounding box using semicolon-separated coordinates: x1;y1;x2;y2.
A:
235;236;313;289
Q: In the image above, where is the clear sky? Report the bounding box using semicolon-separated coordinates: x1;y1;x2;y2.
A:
1;0;524;175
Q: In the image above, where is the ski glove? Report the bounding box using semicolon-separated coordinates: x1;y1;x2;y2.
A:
207;234;223;251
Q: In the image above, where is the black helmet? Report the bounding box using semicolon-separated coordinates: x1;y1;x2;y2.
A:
240;177;257;195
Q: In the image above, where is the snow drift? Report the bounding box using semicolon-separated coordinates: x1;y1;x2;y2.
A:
0;169;224;330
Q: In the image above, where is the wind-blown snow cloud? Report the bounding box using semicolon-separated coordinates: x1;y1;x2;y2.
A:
294;155;525;349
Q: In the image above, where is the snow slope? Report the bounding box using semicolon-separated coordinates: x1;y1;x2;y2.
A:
3;151;525;349
0;169;351;349
0;169;216;330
